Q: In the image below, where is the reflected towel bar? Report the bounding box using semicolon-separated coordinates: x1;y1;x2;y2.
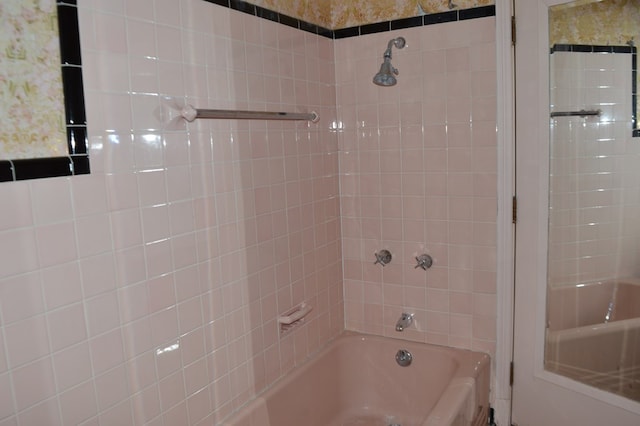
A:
181;104;319;123
550;109;601;118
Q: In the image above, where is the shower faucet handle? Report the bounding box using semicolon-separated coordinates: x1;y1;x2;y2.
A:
374;249;392;267
414;254;433;270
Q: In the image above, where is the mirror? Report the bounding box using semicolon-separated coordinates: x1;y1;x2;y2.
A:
0;1;88;182
544;0;640;402
547;0;639;136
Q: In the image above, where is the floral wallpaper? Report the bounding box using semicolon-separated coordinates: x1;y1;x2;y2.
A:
550;0;640;46
416;0;493;15
330;0;417;29
0;0;67;160
248;0;495;29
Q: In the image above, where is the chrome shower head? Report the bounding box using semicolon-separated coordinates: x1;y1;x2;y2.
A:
373;58;398;86
373;37;406;87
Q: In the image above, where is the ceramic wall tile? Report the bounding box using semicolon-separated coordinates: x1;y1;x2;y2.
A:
0;0;341;423
549;50;639;287
336;17;497;354
0;1;503;424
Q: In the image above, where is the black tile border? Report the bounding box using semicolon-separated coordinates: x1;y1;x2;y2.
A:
61;66;86;126
203;0;495;39
333;26;359;39
390;16;423;31
423;10;458;25
13;157;74;181
256;6;278;23
2;1;496;183
206;0;229;7
550;44;635;55
57;3;82;65
633;52;638;137
360;21;391;36
1;2;89;183
230;0;255;14
459;5;496;20
550;44;638;138
0;161;13;182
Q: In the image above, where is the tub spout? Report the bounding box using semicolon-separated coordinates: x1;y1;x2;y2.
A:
396;313;413;332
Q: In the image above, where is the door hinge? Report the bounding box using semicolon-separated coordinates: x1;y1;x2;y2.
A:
510;361;515;386
512;196;517;224
511;15;516;45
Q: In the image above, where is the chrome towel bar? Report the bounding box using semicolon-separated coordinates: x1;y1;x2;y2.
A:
180;104;319;123
550;109;601;118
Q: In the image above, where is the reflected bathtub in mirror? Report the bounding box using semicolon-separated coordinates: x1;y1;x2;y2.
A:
545;0;640;402
546;279;640;402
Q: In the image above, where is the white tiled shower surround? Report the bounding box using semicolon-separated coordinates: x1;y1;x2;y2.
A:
0;1;497;425
549;50;640;288
336;19;498;352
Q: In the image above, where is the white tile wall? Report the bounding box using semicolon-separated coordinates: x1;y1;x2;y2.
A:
335;17;498;355
0;1;341;424
0;2;503;425
549;50;640;287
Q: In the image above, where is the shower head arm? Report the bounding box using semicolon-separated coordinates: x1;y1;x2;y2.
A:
383;40;395;59
382;37;406;59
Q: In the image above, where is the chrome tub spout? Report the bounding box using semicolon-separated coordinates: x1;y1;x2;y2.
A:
396;313;413;332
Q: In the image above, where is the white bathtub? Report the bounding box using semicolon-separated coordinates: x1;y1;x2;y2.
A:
223;332;490;426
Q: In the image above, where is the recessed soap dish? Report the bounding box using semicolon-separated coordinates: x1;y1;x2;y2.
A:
278;302;313;335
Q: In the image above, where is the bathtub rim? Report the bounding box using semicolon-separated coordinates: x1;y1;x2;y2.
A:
546;315;640;340
549;276;640;291
222;330;490;426
547;277;640;331
544;315;640;410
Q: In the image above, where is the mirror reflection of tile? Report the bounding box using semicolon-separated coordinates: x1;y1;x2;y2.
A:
549;0;640;136
545;12;640;401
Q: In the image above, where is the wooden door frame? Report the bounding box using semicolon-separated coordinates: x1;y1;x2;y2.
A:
494;1;516;425
505;1;640;424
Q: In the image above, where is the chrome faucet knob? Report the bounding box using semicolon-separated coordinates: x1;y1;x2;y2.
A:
374;249;392;267
395;349;413;367
414;254;433;270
